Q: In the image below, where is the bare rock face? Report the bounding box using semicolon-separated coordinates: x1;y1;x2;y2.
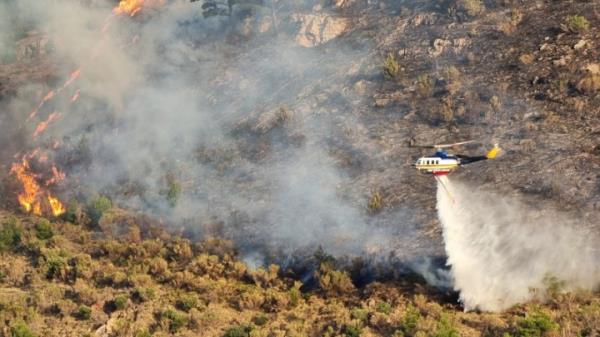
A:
292;13;349;48
15;30;50;62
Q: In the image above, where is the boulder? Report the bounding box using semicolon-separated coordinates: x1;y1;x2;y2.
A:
293;13;349;47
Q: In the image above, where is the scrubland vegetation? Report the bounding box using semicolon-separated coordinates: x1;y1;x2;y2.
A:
0;206;598;337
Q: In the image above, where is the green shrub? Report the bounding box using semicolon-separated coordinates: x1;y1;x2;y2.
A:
44;251;68;280
163;181;182;208
343;324;362;337
176;294;198;312
134;330;152;337
514;311;559;337
223;325;252;337
289;287;301;307
383;53;400;79
253;313;268;326
131;288;156;303
113;295;129;310
0;216;22;251
351;307;368;323
11;321;36;337
162;309;189;333
35;219;54;240
377;301;392;315
368;191;383;213
434;315;459;337
75;305;92;320
565;15;589;33
87;195;112;224
401;304;422;336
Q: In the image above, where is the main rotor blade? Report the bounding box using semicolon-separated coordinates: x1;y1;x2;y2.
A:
432;140;475;148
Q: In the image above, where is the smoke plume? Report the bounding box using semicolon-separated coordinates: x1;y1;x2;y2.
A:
437;176;600;311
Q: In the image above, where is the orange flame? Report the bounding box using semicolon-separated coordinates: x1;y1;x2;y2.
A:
114;0;145;16
62;69;81;89
48;195;66;217
11;155;66;217
33;111;61;138
11;159;42;216
71;90;81;103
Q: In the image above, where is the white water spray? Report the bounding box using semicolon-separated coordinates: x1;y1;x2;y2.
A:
437;176;600;311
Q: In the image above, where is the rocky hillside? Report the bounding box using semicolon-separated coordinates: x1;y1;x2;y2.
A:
0;0;599;336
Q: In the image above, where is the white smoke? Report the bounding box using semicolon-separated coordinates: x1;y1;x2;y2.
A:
437;176;600;311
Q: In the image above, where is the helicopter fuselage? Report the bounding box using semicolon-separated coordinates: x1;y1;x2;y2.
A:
414;150;460;176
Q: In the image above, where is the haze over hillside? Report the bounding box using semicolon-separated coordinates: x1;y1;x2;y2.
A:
0;0;599;336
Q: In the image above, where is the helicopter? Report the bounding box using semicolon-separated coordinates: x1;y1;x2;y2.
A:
411;140;500;176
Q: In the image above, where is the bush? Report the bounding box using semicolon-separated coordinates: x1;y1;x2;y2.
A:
317;264;356;296
134;330;152;337
223;325;252;337
416;75;433;97
11;321;36;337
176;294;198;312
514;311;559;337
343;324;362;337
351;307;368;323
377;301;392;315
434;315;459;337
368;191;383;213
87;195;112;224
44;251;68;280
383;53;400;79
565;15;589;33
131;287;156;303
163;181;182;208
253;313;268;326
401;304;422;336
162;309;189;333
74;305;92;320
113;295;129;310
35;219;54;240
0;216;22;251
289;286;301;307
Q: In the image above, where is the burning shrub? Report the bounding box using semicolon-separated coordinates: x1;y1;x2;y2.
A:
87;195;112;225
35;218;54;240
0;216;22;251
